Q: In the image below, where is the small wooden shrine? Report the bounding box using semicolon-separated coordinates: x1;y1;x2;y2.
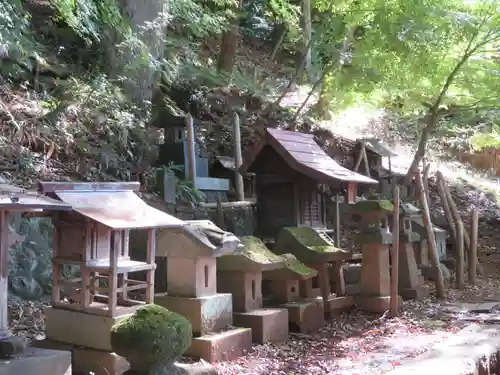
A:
397;203;429;300
273;227;353;316
38;182;185;354
239;128;378;239
263;254;324;333
155;220;252;362
0;183;71;369
351;199;399;313
217;236;289;344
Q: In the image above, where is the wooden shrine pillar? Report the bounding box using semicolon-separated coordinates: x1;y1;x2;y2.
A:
345;183;357;204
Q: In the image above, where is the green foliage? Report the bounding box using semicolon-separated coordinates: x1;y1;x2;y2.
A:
110;304;192;370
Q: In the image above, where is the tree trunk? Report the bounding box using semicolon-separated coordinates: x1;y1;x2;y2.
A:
112;0;169;107
296;0;312;83
217;0;242;74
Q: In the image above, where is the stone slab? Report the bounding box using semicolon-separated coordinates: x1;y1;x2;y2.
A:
174;362;218;375
186;328;252;362
385;324;500;375
155;293;233;336
234;308;289;344
281;299;324;333
45;307;132;351
354;295;396;313
0;347;71;375
33;339;129;375
400;285;430;301
326;296;354;316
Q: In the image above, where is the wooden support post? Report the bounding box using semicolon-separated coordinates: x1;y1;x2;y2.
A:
146;229;156;304
334;193;340;247
436;175;457;245
469;209;478;285
233;112;245;201
185;114;197;183
353;142;366;172
108;231;119;317
422;163;431;209
0;210;10;337
333;261;346;296
416;171;445;299
390;185;400;317
456;221;464;289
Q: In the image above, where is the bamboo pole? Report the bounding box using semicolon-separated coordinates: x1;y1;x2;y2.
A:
456;220;464;289
469;209;478;285
233;112;245;201
416;170;445;299
390;185;400;317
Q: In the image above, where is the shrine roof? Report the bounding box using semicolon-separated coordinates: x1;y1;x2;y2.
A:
217;236;285;272
239;128;378;185
273;227;353;263
37;182;184;229
0;184;71;212
263;253;318;281
357;137;398;157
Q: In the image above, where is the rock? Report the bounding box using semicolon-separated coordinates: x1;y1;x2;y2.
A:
343;264;361;284
110;304;193;374
419;263;451;282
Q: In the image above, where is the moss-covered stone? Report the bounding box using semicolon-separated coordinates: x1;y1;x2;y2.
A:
263;253;318;281
110;304;192;373
217;236;285;272
351;199;394;213
273;227;351;263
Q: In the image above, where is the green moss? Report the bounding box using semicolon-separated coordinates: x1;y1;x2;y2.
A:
281;254;316;277
351;199;394;213
110;304;192;371
284;227;329;247
239;236;283;264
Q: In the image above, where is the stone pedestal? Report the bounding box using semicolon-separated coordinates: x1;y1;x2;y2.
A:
33;339;128;375
282;299;324;333
233;308;289;344
45;307;132;352
0;347;71;375
155;293;233;336
186;328;253;362
357;243;393;313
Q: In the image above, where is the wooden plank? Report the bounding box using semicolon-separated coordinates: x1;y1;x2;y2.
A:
194;176;230;191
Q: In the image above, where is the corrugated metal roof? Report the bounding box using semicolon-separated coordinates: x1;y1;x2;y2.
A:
0;184;71;211
266;128;378;184
55;190;185;229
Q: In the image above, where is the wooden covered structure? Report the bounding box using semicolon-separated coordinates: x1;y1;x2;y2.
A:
239;128;378;239
211;156;256;199
38;182;185;317
0;183;71;355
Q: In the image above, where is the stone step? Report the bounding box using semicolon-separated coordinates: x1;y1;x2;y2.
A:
386;324;500;375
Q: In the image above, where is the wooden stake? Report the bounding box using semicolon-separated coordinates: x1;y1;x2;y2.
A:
436;175;457;246
469;209;478;285
456;220;464;289
185;114;197;183
422;163;431;209
233;112;245;201
390;185;400;317
334;193;340;247
416;171;445;299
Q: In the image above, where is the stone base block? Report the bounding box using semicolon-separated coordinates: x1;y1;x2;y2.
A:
186;328;252;362
45;307;132;351
281;299;324;333
400;285;430;301
234;308;289;344
326;296;354;316
33;339;129;375
0;347;71;375
355;295;398;313
155;293;233;336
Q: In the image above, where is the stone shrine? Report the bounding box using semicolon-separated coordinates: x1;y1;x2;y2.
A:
36;182;185;375
155;220;252;362
263;254;325;333
217;236;289;344
397;203;429;300
351;199;400;313
273;227;354;316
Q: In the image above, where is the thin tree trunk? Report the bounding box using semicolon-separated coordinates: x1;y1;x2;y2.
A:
217;0;242;73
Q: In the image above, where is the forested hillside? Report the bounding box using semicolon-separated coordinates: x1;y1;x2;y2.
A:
1;0;500;189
